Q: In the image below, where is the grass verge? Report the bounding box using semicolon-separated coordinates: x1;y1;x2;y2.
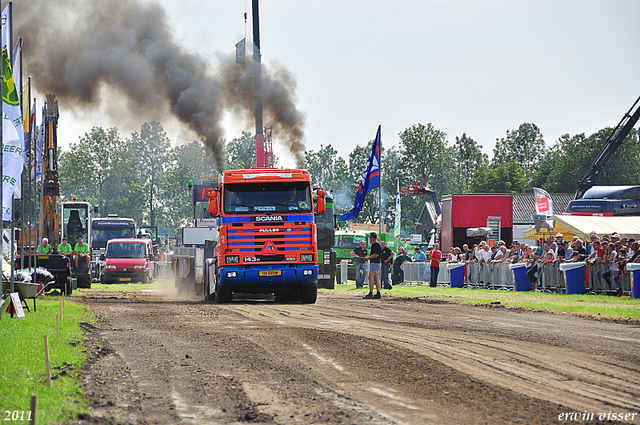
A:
0;294;92;423
322;282;640;321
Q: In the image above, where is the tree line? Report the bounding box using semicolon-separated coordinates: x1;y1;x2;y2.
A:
53;121;639;237
303;123;640;236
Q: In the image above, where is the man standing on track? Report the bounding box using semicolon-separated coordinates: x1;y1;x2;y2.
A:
380;240;394;290
429;242;443;288
363;232;382;299
351;240;368;289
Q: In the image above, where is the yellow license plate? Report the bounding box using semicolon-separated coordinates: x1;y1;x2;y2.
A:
119;278;132;281
259;270;281;276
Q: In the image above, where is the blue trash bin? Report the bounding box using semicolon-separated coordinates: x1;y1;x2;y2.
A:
626;263;640;299
447;262;465;288
559;261;586;295
509;262;531;291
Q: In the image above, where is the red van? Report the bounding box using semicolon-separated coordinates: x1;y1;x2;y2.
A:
100;238;154;284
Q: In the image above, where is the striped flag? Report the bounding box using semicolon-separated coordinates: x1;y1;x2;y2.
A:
338;126;380;221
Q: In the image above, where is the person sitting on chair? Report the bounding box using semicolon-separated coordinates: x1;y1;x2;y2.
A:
58;237;72;257
74;237;90;270
36;237;51;254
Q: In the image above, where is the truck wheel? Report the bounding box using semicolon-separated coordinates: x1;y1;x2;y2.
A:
77;277;91;289
204;263;216;302
215;281;232;303
300;286;317;304
66;277;73;296
100;274;107;284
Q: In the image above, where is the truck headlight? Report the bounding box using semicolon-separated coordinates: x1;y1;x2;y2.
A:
227;271;238;278
300;254;314;262
226;255;240;264
105;265;116;270
134;265;145;269
303;269;313;276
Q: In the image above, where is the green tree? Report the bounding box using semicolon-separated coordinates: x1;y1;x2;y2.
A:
493;123;546;172
59;126;142;220
226;131;256;170
128;122;171;227
303;144;348;191
468;162;530;193
397;123;455;233
532;128;640;193
161;140;219;231
452;133;488;193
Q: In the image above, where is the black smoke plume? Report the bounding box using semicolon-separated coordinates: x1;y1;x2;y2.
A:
14;0;307;169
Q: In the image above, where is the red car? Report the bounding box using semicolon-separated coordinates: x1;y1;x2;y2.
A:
101;238;155;284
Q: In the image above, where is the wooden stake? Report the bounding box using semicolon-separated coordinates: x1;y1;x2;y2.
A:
56;314;59;343
44;336;51;389
30;395;37;425
59;297;63;321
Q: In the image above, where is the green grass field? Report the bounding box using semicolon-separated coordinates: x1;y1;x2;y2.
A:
323;282;640;320
0;294;92;423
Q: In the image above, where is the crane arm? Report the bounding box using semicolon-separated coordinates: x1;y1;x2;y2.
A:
575;95;640;199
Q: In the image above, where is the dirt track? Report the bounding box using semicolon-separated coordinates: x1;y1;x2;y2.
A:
75;288;640;424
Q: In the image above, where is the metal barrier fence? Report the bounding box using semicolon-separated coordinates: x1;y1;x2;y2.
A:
587;262;631;295
342;259;633;296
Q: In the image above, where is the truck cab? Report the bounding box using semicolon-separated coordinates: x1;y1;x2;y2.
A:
204;169;325;303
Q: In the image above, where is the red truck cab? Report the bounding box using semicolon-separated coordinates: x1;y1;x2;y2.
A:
101;238;154;284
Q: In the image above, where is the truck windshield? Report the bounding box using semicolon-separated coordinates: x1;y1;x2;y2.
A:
106;242;147;259
335;235;367;249
224;182;312;214
93;228;136;242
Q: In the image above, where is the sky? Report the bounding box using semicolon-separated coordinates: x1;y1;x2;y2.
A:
44;0;640;168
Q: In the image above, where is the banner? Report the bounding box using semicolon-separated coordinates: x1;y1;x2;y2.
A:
393;179;401;237
338;126;380;221
2;5;25;217
533;187;553;216
35;112;44;181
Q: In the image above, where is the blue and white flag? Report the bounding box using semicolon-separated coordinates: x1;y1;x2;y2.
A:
339;126;380;221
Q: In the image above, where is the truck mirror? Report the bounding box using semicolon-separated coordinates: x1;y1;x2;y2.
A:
207;190;220;216
316;189;326;215
100;253;105;261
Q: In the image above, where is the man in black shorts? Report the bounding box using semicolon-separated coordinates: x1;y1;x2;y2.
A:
364;232;382;299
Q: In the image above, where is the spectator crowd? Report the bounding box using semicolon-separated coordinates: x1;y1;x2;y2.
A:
352;231;640;291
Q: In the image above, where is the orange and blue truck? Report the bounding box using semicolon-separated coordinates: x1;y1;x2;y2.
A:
204;168;326;303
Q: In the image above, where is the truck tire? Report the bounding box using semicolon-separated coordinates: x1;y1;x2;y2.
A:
300;286;317;304
66;277;73;296
77;277;91;289
215;281;232;303
204;262;216;302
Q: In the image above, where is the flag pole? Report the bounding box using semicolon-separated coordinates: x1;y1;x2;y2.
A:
19;38;24;270
9;5;15;291
5;2;12;292
378;126;383;237
0;10;4;293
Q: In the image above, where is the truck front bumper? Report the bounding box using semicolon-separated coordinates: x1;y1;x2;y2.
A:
103;270;148;283
219;264;317;292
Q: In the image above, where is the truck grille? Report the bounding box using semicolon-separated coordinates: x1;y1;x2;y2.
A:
227;222;313;252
